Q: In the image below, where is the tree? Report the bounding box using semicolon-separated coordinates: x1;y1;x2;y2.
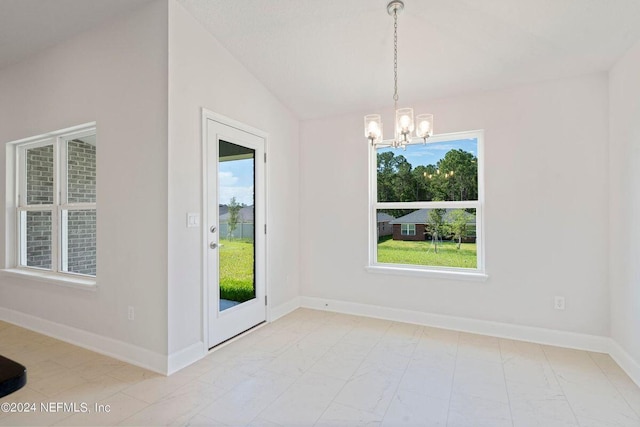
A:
227;197;241;239
426;209;448;253
449;209;469;249
436;149;478;201
377;151;397;203
377;152;418;217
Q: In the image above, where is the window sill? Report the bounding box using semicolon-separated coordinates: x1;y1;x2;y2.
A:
0;268;97;291
365;265;488;282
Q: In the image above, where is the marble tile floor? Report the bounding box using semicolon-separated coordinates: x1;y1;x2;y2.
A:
0;309;639;426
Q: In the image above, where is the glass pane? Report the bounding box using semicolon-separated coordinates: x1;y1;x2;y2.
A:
25;210;52;269
62;209;97;276
26;144;54;205
377;138;478;202
377;208;477;269
218;140;255;311
67;136;96;203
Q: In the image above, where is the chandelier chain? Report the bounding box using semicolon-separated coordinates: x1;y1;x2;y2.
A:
393;8;399;108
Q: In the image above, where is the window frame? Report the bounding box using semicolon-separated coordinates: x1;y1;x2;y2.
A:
367;130;487;280
401;223;416;236
8;123;97;283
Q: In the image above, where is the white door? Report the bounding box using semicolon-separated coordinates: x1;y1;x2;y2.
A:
206;116;266;348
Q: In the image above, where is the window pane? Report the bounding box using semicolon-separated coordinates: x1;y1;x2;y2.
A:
377;208;477;269
26;144;54;205
67;136;96;203
377;138;478;202
62;209;96;276
25;210;52;269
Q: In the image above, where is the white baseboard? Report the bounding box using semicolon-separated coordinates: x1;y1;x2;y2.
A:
300;296;611;353
167;341;205;375
303;295;640;386
270;296;300;322
4;297;638;387
609;340;640;388
0;307;167;375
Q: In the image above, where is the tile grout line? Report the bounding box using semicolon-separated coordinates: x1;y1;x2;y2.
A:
540;346;581;426
497;339;516;427
444;329;460;427
243;317;328;426
248;313;355;426
587;352;640;421
377;324;425;424
312;319;393;426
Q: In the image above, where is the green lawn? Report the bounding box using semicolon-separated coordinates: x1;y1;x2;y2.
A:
377;236;477;269
219;238;255;303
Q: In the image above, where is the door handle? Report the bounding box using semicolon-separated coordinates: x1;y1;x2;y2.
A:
210;242;218;249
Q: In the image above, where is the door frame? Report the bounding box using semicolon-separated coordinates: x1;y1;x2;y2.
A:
201;108;269;350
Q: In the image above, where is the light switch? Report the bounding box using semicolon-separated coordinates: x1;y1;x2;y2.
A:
187;213;200;228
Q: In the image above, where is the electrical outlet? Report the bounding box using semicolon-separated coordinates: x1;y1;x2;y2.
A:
128;306;135;320
554;296;565;310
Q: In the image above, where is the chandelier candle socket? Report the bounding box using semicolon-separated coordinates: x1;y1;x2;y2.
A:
364;0;434;148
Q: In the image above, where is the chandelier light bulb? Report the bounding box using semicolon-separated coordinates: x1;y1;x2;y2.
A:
364;114;383;144
399;115;411;129
416;114;434;141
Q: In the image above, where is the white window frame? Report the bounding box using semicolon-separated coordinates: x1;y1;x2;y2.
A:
367;130;487;281
401;223;416;236
4;123;97;287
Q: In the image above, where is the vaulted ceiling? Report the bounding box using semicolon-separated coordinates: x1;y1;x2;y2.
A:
0;0;153;70
178;0;640;119
2;0;640;121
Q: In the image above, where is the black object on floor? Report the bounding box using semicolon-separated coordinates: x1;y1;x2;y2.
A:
0;354;27;398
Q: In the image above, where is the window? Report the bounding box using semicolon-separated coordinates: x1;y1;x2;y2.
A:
369;130;484;277
12;124;97;278
401;224;416;236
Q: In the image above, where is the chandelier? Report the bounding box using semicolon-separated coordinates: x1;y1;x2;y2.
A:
364;0;433;148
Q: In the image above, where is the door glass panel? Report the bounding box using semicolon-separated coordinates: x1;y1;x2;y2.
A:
218;140;255;311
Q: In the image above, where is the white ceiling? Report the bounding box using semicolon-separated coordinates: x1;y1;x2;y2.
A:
178;0;640;120
2;1;639;121
0;0;153;70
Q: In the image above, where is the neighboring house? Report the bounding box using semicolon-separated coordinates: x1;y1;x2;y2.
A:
377;212;395;237
389;209;476;242
219;205;255;240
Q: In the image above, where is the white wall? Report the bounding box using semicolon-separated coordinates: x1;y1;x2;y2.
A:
0;1;169;364
300;74;610;336
167;1;300;355
609;39;640;366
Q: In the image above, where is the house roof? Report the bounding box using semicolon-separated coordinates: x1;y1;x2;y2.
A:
389;209;475;225
377;213;395;223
